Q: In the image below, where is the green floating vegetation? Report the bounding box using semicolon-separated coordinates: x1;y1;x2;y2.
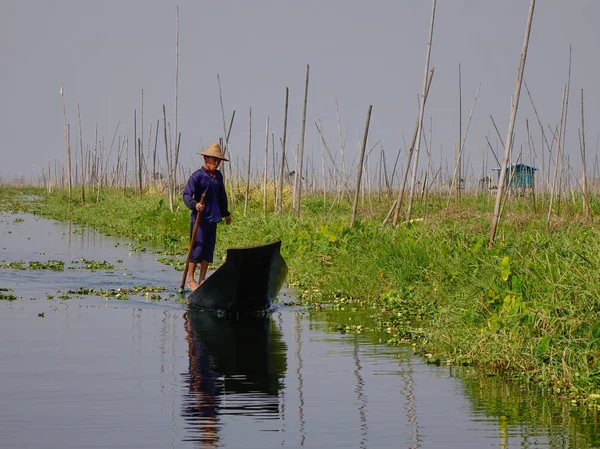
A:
1;260;65;271
155;256;185;271
0;287;17;301
64;285;169;301
69;258;115;270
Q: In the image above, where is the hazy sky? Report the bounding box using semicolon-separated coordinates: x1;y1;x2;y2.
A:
2;1;600;183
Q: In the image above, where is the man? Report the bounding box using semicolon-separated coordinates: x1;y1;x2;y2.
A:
182;143;232;290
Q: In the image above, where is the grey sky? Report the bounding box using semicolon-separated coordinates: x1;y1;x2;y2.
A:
2;1;600;183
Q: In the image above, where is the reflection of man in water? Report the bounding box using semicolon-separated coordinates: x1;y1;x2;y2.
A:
182;311;221;448
182;310;287;447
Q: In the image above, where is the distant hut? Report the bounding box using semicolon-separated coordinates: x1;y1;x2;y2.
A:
506;163;538;189
491;164;538;194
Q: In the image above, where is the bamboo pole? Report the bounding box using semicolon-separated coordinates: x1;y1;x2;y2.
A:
272;133;277;210
162;105;174;212
93;123;98;191
140;90;144;179
557;46;573;213
382;146;391;195
445;83;481;211
457;63;462;199
292;144;298;209
406;0;437;223
335;97;347;191
123;135;129;194
145;121;152;184
77;103;85;204
580;89;591;218
547;85;567;227
295;64;310;219
173;7;180;189
489;0;535;246
524;80;552;191
315;121;340;188
263;117;269;214
138;138;143;195
350;105;373;228
153;119;159;180
321;135;327;213
217;74;228;155
525;120;537;211
278;88;289;213
68;124;73;187
60;86;72;198
244;107;252;216
134;109;137;192
388;69;434;227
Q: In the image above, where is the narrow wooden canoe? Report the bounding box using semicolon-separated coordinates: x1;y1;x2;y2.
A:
187;240;288;314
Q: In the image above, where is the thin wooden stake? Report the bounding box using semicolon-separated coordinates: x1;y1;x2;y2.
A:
489;0;535;246
350;105;373;228
60;86;72;198
244;107;252;216
295;64;310;219
278;88;289;213
580;88;591;218
77;103;85;203
263;117;269;214
406;0;437;223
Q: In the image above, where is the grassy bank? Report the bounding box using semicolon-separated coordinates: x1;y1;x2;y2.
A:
4;185;600;403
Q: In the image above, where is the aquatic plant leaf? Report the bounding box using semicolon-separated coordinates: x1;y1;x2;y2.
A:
500;256;511;282
535;335;550;355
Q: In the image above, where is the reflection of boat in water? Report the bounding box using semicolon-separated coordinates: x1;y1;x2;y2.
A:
182;309;287;446
187;241;288;314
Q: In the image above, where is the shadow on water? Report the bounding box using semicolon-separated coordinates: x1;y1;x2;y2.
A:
181;310;287;447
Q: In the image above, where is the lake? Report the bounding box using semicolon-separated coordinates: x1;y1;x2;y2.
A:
0;211;598;448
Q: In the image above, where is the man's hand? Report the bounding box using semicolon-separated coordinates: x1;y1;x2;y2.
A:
224;216;232;225
195;202;204;212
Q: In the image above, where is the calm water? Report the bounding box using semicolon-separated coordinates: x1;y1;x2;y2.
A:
0;211;598;448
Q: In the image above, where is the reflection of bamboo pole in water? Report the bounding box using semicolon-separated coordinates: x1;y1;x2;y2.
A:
294;311;306;446
400;356;421;449
352;337;368;449
276;312;286;443
67;222;71;247
168;311;177;449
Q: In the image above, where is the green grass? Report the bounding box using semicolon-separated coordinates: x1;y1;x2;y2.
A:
4;184;600;402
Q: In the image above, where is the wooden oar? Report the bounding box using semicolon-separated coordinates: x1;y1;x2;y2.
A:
179;194;206;293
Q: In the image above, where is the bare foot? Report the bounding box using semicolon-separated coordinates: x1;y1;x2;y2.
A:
199;279;206;286
187;280;199;291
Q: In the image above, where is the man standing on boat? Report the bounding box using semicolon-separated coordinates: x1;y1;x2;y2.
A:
183;143;232;290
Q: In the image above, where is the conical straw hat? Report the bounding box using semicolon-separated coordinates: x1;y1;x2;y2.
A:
198;143;229;161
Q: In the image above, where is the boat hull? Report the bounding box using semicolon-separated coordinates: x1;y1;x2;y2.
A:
187;240;287;314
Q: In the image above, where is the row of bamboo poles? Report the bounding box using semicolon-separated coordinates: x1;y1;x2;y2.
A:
36;0;597;243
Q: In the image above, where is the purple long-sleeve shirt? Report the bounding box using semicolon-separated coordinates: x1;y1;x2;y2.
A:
182;167;230;223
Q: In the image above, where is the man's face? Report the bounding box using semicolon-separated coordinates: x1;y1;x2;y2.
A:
204;156;221;171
